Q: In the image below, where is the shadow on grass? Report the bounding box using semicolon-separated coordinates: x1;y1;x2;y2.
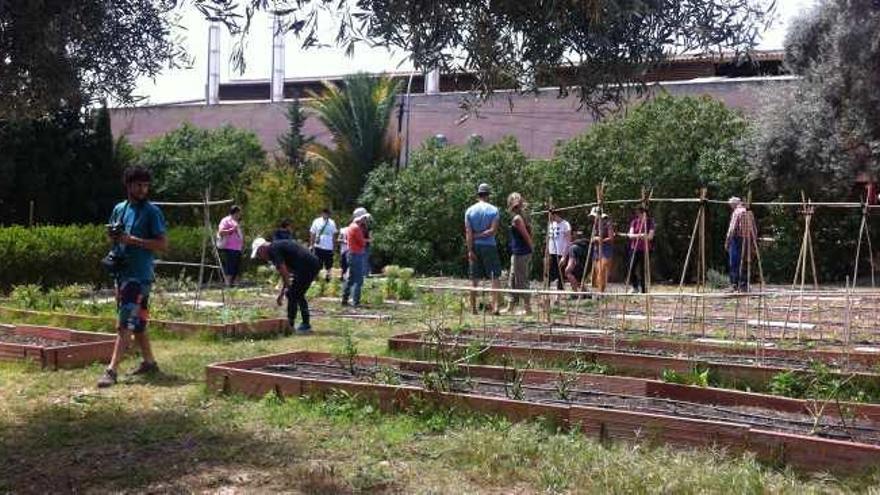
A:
0;400;329;493
125;370;196;388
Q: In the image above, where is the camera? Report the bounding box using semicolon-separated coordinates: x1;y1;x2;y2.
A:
101;250;127;275
106;221;125;238
102;222;128;275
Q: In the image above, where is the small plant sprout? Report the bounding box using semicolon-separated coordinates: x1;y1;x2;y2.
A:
335;327;360;375
505;367;525;401
553;372;578;402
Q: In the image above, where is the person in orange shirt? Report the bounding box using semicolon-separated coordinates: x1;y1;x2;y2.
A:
342;209;370;307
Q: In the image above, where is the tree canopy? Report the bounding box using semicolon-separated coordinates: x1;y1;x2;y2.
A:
0;0;186;118
2;0;775;118
749;0;880;200
193;0;776;114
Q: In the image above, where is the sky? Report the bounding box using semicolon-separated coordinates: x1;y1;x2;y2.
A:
134;0;814;105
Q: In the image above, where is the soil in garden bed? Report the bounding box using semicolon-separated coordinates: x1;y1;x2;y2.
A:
420;331;879;374
254;359;880;446
0;327;68;347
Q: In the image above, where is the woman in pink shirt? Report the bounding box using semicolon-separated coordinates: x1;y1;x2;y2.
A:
217;205;244;286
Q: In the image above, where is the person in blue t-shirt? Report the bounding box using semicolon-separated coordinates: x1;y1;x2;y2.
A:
464;183;501;314
97;165;168;388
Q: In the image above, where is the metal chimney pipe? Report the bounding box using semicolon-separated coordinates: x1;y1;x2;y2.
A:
270;13;285;102
425;67;440;94
206;21;221;105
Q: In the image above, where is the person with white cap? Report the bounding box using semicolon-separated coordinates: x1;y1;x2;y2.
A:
588;206;615;293
725;196;757;292
465;182;502;314
251;237;321;333
352;206;373;276
342;208;371;306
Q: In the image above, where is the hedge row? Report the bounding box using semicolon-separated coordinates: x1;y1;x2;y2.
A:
0;225;206;289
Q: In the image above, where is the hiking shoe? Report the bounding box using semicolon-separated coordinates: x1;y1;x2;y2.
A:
296;324;313;334
127;361;159;376
97;368;118;388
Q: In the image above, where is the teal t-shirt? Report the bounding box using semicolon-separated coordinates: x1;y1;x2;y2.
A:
109;200;167;282
465;201;499;247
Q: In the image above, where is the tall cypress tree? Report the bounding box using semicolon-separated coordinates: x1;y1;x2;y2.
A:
277;98;315;169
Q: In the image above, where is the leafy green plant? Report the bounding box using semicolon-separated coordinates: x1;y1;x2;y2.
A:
397;268;416;300
768;370;806;398
335;328;360;375
505;367;525;401
419;293;473;393
553;372;577;402
9;284;43;309
368;365;401;386
307;73;400;210
566;356;608;375
661;366;712;387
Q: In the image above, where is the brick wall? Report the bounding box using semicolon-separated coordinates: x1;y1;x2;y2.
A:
110;76;795;159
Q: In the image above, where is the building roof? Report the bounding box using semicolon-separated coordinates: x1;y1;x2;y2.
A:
217;50;787;102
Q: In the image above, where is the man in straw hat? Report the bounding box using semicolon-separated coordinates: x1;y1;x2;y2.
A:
465;183;502;314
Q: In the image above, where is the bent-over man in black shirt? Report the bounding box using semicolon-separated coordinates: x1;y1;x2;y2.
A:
251;237;320;333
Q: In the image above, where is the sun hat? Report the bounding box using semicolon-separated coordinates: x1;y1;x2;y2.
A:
728;196;742;205
352;207;371;223
477;183;491;195
250;237;269;259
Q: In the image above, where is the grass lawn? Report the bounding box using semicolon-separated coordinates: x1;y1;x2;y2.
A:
1;292;878;493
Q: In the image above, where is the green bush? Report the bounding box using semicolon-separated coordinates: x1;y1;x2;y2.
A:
361;137;535;275
0;225;204;289
244;164;329;240
137;123;266;217
362;94;750;280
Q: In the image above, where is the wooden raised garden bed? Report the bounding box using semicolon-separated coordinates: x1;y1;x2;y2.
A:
508;325;880;368
0;306;286;338
0;323;116;369
388;330;880;391
206;351;880;474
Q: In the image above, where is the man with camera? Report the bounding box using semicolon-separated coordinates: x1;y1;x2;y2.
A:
97;165;168;388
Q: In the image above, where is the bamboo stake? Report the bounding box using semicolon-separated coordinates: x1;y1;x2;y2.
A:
672;190;703;335
698;188;708;338
194;187;210;313
782;200;810;339
644;189;654;333
573;183;602;327
543;197;553;323
844;276;852;372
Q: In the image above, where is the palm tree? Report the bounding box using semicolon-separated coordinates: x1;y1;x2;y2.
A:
307;73;400;210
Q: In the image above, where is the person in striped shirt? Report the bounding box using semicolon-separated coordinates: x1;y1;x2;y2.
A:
724;197;757;292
